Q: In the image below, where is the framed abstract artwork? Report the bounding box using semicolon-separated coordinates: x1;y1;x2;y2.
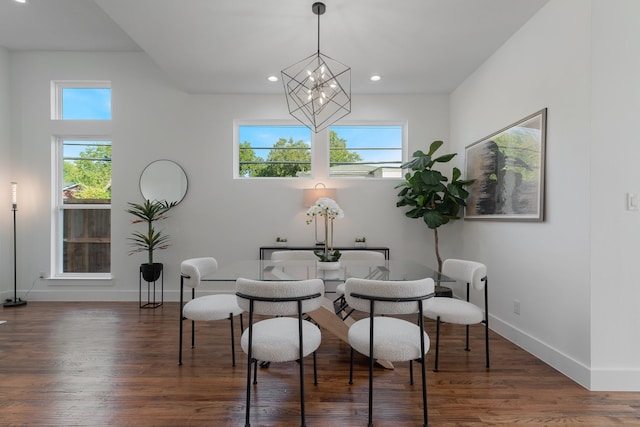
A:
464;108;547;221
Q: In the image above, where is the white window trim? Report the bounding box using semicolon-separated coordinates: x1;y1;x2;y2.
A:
50;80;111;121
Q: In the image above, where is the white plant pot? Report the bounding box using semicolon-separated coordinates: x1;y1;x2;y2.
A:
317;261;341;280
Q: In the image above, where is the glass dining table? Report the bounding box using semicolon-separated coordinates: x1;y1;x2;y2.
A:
202;258;452;284
202;259;454;369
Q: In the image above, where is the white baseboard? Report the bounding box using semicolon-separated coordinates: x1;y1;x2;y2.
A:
490;313;640;391
489;313;591;389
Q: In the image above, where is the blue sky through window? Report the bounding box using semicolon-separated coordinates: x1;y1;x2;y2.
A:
62;88;111;120
239;124;402;164
239;125;312;159
330;125;402;164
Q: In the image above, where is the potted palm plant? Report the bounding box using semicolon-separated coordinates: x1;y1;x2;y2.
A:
127;199;177;282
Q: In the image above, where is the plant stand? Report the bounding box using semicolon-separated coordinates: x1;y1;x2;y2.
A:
139;266;163;308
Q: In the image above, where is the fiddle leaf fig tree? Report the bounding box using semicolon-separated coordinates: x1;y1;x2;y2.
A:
395;140;475;272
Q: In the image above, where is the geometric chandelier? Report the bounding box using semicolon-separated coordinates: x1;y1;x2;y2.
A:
281;2;351;133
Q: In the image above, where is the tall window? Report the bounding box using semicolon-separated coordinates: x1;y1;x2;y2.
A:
52;81;112;276
329;124;405;178
57;139;112;273
236;123;312;178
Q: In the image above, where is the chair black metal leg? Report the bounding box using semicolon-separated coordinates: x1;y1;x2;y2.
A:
368;313;375;427
313;351;318;385
229;313;236;366
421;352;429;426
434;317;441;372
245;307;254;427
419;307;429;427
178;279;184;366
349;347;354;384
253;358;258;384
178;317;184;365
465;324;471;351
298;305;306;427
409;359;414;385
484;320;490;368
191;319;195;348
245;357;254;427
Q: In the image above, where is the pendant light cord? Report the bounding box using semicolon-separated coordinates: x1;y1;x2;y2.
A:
316;6;321;55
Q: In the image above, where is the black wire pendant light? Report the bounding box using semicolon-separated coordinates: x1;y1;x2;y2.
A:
281;2;351;133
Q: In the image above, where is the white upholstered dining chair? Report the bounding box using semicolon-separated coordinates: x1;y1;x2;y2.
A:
345;276;435;427
423;258;489;372
236;277;324;427
179;257;244;366
270;250;318;261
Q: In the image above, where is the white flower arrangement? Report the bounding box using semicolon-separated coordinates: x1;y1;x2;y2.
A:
305;197;344;223
306;197;344;262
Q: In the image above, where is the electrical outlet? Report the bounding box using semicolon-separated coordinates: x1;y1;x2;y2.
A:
513;299;521;315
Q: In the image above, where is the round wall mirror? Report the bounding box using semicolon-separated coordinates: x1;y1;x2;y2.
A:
139;160;188;205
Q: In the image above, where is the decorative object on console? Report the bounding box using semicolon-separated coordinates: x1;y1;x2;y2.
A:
281;2;351;133
464;108;547;221
303;183;337;245
275;237;288;247
396;140;475;274
306;197;343;262
4;182;26;308
354;237;367;248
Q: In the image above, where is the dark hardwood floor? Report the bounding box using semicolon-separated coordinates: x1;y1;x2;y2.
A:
1;302;639;426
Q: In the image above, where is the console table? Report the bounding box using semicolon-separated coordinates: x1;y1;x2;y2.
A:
259;246;390;260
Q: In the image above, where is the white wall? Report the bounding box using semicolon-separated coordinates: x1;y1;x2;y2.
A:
0;47;11;295
451;0;640;391
590;0;640;390
7;50;450;300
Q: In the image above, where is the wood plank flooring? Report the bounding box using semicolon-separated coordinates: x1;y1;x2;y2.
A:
1;302;639;426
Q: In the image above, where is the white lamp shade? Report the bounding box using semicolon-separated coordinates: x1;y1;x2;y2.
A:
11;182;17;206
303;187;336;207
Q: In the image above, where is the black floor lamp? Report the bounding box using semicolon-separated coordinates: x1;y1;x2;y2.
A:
5;182;26;308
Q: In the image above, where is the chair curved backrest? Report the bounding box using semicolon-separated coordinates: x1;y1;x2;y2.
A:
180;257;218;289
340;251;385;261
271;250;317;261
442;259;487;290
236;278;324;316
344;277;435;315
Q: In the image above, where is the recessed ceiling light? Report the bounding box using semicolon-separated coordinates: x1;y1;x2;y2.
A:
14;0;27;3
370;75;382;82
267;75;278;82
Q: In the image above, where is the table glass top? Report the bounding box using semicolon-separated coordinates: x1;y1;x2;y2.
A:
202;259;454;283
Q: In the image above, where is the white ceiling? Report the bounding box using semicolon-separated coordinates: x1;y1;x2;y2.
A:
0;0;548;94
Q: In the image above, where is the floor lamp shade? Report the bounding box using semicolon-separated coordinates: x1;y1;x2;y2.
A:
11;181;17;209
